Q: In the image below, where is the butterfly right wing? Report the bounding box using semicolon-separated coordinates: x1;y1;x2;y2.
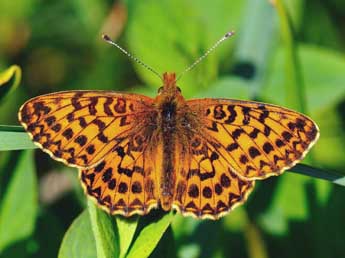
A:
172;134;255;220
18;90;155;168
187;99;319;180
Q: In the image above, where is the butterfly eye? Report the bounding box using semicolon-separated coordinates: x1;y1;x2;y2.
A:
177;87;182;93
158;87;164;94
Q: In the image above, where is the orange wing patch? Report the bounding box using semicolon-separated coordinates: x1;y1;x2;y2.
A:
187;99;319;180
172;136;255;220
18;91;154;168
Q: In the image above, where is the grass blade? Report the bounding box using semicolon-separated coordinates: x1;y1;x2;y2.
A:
0;125;36;150
289;164;345;186
274;0;306;112
0;151;38;252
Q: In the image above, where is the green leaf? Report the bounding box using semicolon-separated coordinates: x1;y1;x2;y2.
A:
149;225;176;258
116;216;138;258
126;212;174;258
0;150;37;252
194;76;250;99
290;164;345;187
0;65;22;102
88;200;118;258
126;0;244;97
58;211;97;258
0;126;37;151
259;173;309;235
312;106;345;167
258;164;343;235
262;45;345;168
263;45;345;112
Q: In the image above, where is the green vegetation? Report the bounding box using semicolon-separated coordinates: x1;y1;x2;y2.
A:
1;0;345;257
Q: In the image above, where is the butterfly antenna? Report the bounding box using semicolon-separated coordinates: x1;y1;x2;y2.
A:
102;34;162;80
176;31;235;82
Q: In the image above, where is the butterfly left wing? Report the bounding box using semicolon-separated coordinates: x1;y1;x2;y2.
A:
19;90;162;216
186;99;319;180
80;128;161;216
18;90;155;168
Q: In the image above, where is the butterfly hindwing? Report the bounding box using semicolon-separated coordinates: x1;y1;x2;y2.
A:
18;91;155;168
172;135;255;219
80;129;161;216
187;99;319;180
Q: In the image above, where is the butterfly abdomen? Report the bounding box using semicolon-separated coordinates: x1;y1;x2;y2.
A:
160;100;178;210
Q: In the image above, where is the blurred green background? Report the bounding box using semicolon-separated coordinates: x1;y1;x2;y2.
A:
1;0;345;257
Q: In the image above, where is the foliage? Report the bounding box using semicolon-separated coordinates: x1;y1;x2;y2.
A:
0;0;345;257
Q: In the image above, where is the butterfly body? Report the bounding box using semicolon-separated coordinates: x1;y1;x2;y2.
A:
155;72;197;210
18;72;319;219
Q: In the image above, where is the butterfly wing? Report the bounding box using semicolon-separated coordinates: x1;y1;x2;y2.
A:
186;99;319;180
80;128;162;216
18;90;156;168
172;135;255;219
19;90;161;215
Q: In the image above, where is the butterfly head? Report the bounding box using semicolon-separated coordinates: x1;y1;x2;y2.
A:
155;72;184;107
157;72;182;96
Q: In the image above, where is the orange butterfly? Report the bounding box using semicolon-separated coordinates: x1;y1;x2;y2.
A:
18;33;319;220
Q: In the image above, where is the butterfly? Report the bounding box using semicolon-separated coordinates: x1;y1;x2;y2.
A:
18;33;319;220
18;71;319;220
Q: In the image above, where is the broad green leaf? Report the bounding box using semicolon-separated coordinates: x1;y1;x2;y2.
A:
187;0;245;61
149;225;176;258
263;45;345;112
0;150;37;252
126;212;174;258
0;126;36;150
72;0;107;37
116;216;138;258
195;76;250;99
58;211;96;258
88;200;118;258
126;0;244;97
0;65;22;102
126;0;210;96
262;46;345;167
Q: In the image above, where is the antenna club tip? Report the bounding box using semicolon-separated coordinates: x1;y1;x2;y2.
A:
225;31;235;38
102;34;111;41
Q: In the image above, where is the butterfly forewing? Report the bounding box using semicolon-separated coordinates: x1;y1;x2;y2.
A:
187;99;319;180
18;91;155;168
